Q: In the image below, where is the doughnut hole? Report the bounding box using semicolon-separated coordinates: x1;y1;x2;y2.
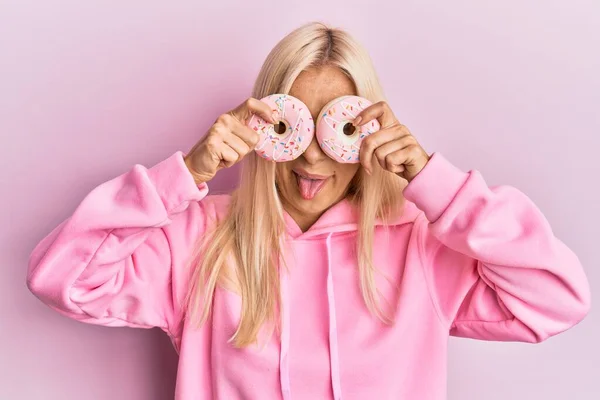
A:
273;120;288;135
342;122;356;136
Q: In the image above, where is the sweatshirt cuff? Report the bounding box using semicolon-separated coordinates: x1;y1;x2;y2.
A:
402;152;469;222
146;151;209;214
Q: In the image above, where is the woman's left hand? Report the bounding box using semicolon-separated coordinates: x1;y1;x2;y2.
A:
354;101;430;182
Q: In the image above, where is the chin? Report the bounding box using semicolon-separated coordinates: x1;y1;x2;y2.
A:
293;196;330;213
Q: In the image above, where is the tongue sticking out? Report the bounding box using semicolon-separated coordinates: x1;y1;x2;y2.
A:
297;175;327;200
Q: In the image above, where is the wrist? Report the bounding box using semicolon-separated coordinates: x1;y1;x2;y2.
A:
184;155;207;185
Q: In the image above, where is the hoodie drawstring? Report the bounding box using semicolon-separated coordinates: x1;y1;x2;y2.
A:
279;262;292;400
279;233;342;400
326;233;343;400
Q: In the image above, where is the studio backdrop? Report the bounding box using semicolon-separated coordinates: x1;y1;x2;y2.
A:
1;0;598;399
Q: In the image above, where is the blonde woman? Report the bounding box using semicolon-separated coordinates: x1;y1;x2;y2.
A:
27;22;590;400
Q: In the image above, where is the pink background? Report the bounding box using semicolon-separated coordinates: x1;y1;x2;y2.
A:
1;0;598;399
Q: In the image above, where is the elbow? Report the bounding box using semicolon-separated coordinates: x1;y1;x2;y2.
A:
26;244;69;310
26;270;39;297
537;251;592;341
26;224;64;303
26;247;45;298
568;277;591;327
26;256;54;305
560;258;592;330
555;243;592;331
26;259;84;319
531;277;591;343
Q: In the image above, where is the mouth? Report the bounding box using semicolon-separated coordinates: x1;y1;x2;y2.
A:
292;169;331;200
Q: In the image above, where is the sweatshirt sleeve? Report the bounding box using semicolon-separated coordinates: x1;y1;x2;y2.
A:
27;151;212;336
403;152;591;343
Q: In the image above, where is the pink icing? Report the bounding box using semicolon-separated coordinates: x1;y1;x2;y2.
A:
247;94;314;162
315;95;381;163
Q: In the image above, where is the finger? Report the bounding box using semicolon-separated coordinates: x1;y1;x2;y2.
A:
216;144;240;169
229;120;261;149
373;135;415;170
231;97;277;125
359;127;411;174
353;101;397;129
383;148;414;174
221;130;252;158
216;113;261;148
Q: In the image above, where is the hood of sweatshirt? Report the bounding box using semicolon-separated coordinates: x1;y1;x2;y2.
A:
283;195;422;240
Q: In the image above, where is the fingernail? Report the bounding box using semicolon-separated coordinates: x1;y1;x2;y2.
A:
271;112;279;123
353;116;362;126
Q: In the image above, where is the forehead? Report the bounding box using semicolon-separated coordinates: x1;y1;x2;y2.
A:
289;66;356;119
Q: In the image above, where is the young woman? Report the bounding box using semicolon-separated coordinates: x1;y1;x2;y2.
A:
27;22;590;400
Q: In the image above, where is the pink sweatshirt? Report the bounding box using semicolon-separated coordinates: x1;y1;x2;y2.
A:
27;151;590;400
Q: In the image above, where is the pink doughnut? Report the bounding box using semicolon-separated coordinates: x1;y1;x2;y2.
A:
247;94;314;162
315;95;380;163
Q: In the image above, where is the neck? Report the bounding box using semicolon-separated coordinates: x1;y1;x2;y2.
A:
284;206;323;233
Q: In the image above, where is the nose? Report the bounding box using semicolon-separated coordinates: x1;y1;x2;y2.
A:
301;136;328;165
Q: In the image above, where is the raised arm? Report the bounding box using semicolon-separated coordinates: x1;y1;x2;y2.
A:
403;153;591;342
27;152;213;336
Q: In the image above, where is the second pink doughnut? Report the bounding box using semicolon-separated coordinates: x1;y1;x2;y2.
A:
315;95;380;163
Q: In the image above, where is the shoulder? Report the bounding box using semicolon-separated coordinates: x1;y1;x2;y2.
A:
199;193;233;222
378;198;424;230
162;193;233;251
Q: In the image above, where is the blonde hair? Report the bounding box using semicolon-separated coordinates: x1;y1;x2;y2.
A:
185;21;405;347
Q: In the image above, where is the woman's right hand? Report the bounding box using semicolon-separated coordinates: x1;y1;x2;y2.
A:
184;98;277;184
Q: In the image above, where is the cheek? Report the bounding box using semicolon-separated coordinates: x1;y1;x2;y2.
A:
334;164;360;188
275;164;295;190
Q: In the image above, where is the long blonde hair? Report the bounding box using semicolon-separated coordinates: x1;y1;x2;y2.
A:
185;21;405;347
